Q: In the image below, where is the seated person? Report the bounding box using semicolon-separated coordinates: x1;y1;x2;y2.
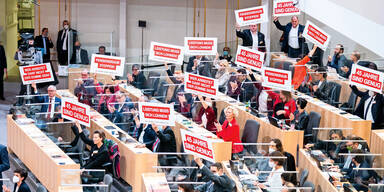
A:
31;83;61;121
96;45;114;56
289;97;309;130
2;168;31;192
269;90;296;121
247;68;273;113
194;157;234;192
110;93;134;132
152;125;177;166
255;151;285;192
74;70;103;106
75;122;110;170
127;64;147;90
342;136;369;172
219;47;233;62
97;85;117;115
269;139;296;184
305;130;347;164
186;55;212;77
312;67;333;101
339;51;360;79
327;44;347;75
195;95;218;133
347;149;371;192
214;59;231;93
226;68;255;102
133;122;158;151
281;173;296;192
70;41;89;64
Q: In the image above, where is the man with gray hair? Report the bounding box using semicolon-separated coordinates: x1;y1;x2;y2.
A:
31;82;61;121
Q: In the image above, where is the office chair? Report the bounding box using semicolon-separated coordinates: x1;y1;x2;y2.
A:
146;71;160;96
36;183;47;192
241;120;260;155
156;80;169;103
100;174;113;192
298;169;309;187
339;92;357;113
327;82;341;107
305;112;321;144
302;181;315;192
219;109;226;124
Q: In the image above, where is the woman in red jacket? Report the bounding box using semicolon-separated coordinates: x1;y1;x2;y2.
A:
214;106;243;158
269;90;296;122
195;95;217;133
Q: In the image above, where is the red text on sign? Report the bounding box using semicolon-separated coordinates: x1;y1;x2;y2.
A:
236;49;263;69
238;8;264;21
142;106;170;120
22;64;52;81
265;70;289;85
186;74;216;96
95;57;121;70
351;69;382;90
184;134;213;158
307;25;328;45
154;45;181;59
275;1;299;14
188;40;214;51
63;102;89;124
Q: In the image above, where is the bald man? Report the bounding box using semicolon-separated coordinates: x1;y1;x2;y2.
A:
273;16;309;58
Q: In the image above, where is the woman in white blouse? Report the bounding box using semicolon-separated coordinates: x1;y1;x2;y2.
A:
255;151;285;192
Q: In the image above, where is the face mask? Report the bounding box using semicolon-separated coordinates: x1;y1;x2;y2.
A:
357;144;362;150
64;25;69;30
178;190;183;192
223;51;229;56
75;46;80;50
268;161;275;168
206;101;213;108
214;173;220;177
368;91;375;97
269;147;275;154
347;146;352;152
12;176;20;183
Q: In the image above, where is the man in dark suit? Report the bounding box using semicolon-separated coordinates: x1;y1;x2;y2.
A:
186;56;212;77
2;168;31;192
110;94;134;132
273;16;309;58
152;125;177;166
236;24;266;52
0;44;7;100
312;67;333;101
70;41;89;64
227;68;255;102
351;85;384;130
57;20;77;66
348;149;371;192
31;83;61;122
0;144;10;189
194;157;234;192
34;28;54;63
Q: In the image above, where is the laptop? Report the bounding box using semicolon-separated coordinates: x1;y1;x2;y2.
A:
268;116;281;128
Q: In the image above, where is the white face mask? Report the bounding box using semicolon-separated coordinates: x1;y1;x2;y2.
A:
269;147;275;154
178;190;183;192
214;173;220;177
368;91;375;97
268;161;275;168
64;25;69;30
12;176;20;183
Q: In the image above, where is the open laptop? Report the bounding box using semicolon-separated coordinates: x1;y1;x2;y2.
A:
268;116;281;128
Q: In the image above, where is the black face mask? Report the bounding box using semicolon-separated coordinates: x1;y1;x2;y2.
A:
75;46;80;50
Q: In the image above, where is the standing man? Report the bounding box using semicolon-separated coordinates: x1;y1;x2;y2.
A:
236;24;266;52
57;20;77;65
34;28;54;63
0;43;7;100
34;28;59;86
273;16;309;58
0;144;10;190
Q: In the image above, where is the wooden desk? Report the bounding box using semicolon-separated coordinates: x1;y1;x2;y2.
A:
298;149;338;192
215;94;304;161
296;93;372;144
57;90;157;192
370;130;384;177
118;85;233;162
141;173;170;192
67;67;114;94
7;115;82;192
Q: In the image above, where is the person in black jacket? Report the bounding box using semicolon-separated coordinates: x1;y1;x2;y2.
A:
127;64;147;90
351;85;384;130
2;168;31;192
273;16;309;58
57;20;77;66
70;41;89;64
152;125;177;166
0;44;7;100
226;68;255;102
289;98;309;131
235;24;266;52
269;138;297;184
0;144;10;188
186;56;212;77
194;157;234;192
34;28;54;63
312;67;333;101
75;122;110;170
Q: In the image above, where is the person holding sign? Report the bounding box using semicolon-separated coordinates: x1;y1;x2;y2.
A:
273;16;309;58
226;68;255;103
236;24;266;52
152;125;177;166
214;106;243;158
186;55;213;78
75;121;110;170
350;85;384;130
74;70;103;106
194;157;235;192
195;95;218;133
